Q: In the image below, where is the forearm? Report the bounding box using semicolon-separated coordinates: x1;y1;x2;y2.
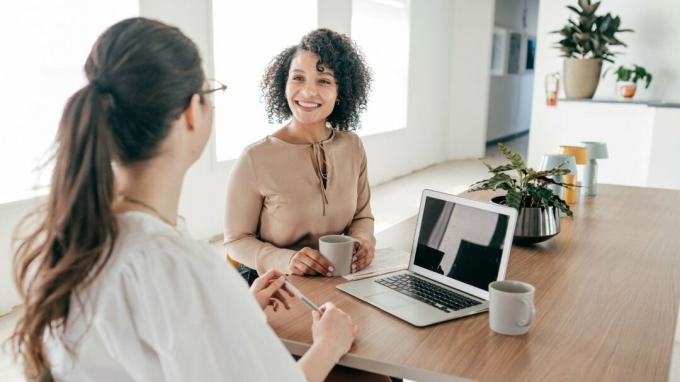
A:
225;235;296;274
348;218;375;244
298;342;342;382
350;138;374;246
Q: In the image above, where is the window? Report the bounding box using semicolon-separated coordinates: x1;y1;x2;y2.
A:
0;1;138;204
212;0;317;161
351;0;410;135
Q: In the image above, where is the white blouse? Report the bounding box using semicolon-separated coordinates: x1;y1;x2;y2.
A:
45;211;305;382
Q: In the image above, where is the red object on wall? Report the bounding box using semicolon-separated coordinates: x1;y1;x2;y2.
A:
545;72;560;107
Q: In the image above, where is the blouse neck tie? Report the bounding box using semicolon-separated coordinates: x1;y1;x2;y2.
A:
309;142;329;216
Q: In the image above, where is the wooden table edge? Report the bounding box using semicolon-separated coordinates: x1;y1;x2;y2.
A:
282;339;472;382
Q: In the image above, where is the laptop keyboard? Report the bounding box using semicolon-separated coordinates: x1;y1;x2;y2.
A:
375;274;481;313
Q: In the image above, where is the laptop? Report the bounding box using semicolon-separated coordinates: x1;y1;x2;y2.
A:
337;189;518;327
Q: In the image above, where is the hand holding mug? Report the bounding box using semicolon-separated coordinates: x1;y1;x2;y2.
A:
351;237;375;273
288;247;334;276
319;235;360;276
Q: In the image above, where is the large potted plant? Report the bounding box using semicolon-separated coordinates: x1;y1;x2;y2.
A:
553;0;632;99
468;144;574;245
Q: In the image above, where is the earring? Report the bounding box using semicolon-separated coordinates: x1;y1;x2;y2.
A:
336;98;340;105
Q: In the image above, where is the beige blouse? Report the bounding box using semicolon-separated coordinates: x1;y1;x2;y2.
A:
224;130;375;274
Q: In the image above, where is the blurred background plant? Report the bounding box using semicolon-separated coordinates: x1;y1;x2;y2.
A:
607;64;653;88
553;0;633;63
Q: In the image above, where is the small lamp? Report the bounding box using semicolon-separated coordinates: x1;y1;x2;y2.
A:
559;145;588;165
580;141;608;196
539;154;577;199
559;146;588;204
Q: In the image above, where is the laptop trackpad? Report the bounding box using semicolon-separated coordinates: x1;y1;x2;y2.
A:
365;292;415;309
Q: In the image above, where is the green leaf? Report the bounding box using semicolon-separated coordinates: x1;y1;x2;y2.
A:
482;161;494;171
506;189;523;210
566;5;582;15
589;1;601;14
487;173;515;189
499;144;526;171
487;163;518;173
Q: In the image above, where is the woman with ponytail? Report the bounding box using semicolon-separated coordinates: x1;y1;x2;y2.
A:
11;17;359;381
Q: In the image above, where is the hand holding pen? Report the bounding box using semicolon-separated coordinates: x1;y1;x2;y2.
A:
250;270;294;312
284;280;358;360
284;281;321;313
310;302;358;361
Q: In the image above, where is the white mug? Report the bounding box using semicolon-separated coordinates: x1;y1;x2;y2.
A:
489;280;535;335
319;235;359;276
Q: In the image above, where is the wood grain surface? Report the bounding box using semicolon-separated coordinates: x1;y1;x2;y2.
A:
266;185;680;381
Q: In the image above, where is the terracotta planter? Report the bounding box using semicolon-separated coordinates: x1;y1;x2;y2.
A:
616;81;637;99
563;58;603;99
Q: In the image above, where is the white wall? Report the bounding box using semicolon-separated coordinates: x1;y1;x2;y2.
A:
528;0;680;168
0;0;496;313
448;0;495;159
486;0;538;142
647;108;680;189
0;198;43;314
364;0;453;185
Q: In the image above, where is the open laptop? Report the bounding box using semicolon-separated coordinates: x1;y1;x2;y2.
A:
337;189;518;327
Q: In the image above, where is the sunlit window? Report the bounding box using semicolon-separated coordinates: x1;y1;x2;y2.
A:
212;0;317;161
0;1;138;204
351;0;410;135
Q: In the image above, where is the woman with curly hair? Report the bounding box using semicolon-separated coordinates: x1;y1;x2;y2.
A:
224;28;375;278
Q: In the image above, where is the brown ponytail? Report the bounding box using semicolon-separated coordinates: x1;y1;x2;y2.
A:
11;17;204;380
12;82;118;380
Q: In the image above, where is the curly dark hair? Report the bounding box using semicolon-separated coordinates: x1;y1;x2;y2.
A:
261;28;372;131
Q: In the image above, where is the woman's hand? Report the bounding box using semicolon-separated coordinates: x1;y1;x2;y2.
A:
250;270;293;311
288;247;334;276
311;302;358;362
351;238;375;273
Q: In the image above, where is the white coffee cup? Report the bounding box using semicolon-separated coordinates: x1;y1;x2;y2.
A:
319;235;359;276
489;280;535;335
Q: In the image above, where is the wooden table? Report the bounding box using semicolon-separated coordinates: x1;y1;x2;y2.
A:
266;185;680;381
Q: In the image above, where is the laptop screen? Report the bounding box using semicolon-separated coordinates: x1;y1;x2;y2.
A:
413;196;510;292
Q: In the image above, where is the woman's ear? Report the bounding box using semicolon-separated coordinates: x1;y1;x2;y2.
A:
183;93;203;132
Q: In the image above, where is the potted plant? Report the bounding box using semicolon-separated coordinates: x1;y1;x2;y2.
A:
553;0;633;99
606;64;653;99
468;144;574;245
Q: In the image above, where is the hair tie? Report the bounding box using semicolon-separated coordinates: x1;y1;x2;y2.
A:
92;78;112;94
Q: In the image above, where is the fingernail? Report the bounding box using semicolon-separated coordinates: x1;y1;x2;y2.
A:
328;266;334;272
326;272;332;277
353;256;357;261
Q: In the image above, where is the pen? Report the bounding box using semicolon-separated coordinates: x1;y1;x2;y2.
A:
284;281;321;313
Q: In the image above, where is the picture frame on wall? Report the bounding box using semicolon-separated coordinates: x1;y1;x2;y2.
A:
490;27;507;76
526;35;536;71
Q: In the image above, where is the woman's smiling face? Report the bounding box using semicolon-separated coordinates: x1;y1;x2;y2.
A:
285;50;338;126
